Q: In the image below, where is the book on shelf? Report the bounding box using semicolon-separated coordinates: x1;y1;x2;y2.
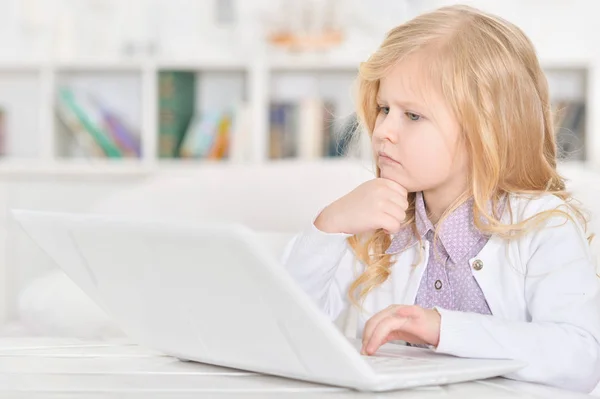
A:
56;87;141;159
554;100;586;161
55;98;105;158
228;103;253;162
158;71;196;158
179;112;222;159
91;96;142;158
178;102;252;161
269;102;297;159
269;98;355;160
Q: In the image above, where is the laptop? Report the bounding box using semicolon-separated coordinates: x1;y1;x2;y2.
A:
11;209;526;392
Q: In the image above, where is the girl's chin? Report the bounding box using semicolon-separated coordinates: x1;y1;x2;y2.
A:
379;170;426;194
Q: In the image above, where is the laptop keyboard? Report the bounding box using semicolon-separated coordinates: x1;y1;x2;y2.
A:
361;354;434;371
350;338;522;378
349;338;467;373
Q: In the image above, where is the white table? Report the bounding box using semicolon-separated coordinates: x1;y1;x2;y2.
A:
0;337;592;398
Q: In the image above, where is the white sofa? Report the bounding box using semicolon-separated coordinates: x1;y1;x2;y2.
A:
4;159;375;336
5;159;600;339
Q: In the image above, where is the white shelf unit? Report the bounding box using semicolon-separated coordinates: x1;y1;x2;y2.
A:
0;59;257;172
0;56;595;174
546;66;588;162
268;66;362;159
54;69;143;160
0;69;44;159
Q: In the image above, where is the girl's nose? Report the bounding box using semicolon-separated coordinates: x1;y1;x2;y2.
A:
373;116;399;144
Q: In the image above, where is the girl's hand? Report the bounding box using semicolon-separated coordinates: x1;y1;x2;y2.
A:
360;305;441;355
314;178;408;235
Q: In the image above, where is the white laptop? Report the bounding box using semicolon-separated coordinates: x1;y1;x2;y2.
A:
11;209;526;392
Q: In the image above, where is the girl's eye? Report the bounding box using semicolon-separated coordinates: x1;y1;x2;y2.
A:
377;106;390;115
406;112;421;121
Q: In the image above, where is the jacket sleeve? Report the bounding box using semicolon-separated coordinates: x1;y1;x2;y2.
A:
434;213;600;393
281;221;358;322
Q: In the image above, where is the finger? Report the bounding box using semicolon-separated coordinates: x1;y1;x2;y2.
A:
381;178;408;196
383;199;407;222
363;315;410;355
362;305;399;349
362;306;423;352
379;213;403;234
385;307;432;346
395;306;439;346
384;330;428;346
373;195;406;215
387;193;408;210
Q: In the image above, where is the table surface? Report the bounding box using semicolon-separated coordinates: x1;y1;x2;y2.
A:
0;337;593;398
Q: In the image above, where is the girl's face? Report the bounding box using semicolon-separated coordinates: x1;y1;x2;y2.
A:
372;55;468;195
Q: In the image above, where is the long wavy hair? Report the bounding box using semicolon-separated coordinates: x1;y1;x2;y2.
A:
348;5;590;306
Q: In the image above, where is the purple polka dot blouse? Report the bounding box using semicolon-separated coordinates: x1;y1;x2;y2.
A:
386;192;493;315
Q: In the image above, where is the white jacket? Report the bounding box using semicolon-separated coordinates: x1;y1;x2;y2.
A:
282;194;600;393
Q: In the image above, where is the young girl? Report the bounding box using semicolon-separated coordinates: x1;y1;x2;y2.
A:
283;5;600;394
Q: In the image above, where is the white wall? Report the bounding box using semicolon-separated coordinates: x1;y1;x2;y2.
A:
410;1;595;61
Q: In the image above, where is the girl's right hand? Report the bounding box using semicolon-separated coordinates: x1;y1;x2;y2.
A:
314;178;409;235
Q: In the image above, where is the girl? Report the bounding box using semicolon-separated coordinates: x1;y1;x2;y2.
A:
283;5;600;394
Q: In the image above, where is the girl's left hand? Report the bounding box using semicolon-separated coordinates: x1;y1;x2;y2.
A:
360;305;441;355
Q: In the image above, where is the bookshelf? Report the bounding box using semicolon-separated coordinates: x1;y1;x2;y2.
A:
0;55;595;174
0;70;43;158
546;67;587;161
268;70;359;159
54;69;143;160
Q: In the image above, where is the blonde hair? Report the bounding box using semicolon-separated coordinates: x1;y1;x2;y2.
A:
348;5;590;306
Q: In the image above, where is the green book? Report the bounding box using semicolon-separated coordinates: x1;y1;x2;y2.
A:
158;71;196;158
58;88;122;158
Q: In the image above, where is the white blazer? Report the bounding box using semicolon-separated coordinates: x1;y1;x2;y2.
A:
282;194;600;393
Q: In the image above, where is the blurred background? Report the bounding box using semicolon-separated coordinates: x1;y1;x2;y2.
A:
0;0;592;166
0;0;599;338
